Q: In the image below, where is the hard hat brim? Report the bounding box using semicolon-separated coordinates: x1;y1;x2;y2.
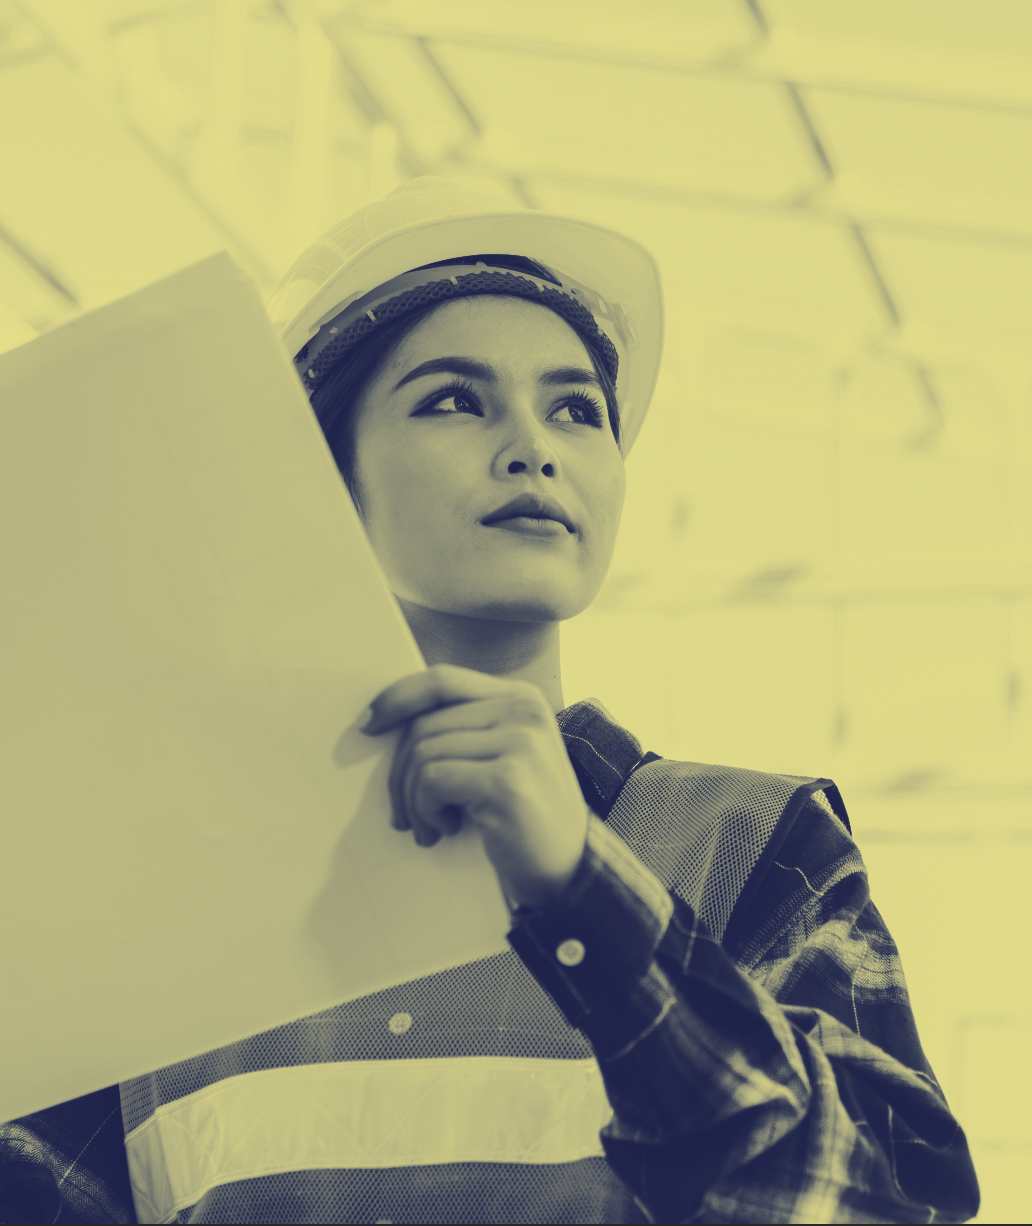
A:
273;209;663;456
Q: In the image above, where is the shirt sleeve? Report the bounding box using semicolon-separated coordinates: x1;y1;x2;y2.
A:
505;798;980;1225
0;1084;136;1224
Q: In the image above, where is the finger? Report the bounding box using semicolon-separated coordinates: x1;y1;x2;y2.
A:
387;718;414;833
418;803;464;841
411;728;513;765
387;721;465;844
397;725;487;843
386;704;528;832
401;730;505;845
436;805;464;836
404;695;533;745
406;732;521;847
363;664;528;734
410;759;493;837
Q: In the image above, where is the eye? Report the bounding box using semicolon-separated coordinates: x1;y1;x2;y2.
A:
415;380;482;415
549;392;605;428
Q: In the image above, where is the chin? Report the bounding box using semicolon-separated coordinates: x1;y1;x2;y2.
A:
435;586;584;623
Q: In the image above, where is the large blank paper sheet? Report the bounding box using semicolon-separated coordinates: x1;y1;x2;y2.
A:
0;252;512;1124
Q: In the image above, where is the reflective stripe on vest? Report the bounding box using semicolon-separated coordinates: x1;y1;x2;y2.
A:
125;1056;613;1224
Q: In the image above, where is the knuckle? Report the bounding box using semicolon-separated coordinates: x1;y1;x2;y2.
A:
419;757;446;784
514;688;547;720
494;758;523;792
507;726;535;753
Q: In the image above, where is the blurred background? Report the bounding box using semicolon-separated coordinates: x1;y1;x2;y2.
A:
0;0;1028;1218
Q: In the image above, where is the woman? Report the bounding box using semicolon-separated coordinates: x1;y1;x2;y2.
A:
1;178;978;1224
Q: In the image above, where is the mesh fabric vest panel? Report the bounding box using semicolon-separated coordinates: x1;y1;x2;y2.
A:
120;739;824;1224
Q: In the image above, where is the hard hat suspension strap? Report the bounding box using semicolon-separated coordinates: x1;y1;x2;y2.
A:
296;264;620;394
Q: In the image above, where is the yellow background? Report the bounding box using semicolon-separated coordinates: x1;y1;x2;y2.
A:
1;2;1028;1220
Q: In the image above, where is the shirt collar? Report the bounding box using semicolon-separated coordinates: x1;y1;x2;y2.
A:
555;697;650;819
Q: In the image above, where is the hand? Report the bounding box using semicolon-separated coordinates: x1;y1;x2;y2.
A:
360;664;589;911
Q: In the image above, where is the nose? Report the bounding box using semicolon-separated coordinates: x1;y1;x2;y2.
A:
506;450;555;477
494;413;560;479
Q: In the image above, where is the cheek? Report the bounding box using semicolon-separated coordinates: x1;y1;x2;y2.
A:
589;463;626;542
356;437;462;554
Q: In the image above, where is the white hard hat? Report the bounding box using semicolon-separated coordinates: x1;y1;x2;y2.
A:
267;177;663;455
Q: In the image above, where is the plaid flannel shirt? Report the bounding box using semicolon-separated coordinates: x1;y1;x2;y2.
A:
1;699;979;1225
506;701;980;1224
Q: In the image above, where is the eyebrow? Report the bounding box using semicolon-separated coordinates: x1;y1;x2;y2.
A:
391;357;601;393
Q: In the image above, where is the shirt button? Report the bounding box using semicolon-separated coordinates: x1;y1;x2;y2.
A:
388;1012;412;1034
556;939;585;967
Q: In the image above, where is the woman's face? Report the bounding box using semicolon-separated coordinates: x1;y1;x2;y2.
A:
350;294;626;622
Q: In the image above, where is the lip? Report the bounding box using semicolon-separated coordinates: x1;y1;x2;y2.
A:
487;516;570;538
481;493;575;533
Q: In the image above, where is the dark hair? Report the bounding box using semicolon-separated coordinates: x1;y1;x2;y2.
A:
307;256;622;515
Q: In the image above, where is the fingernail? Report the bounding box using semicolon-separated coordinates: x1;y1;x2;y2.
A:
358;705;376;733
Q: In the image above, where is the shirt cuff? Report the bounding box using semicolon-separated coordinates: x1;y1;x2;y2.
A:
506;809;674;1029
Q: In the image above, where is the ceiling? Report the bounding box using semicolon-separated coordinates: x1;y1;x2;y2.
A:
1;0;1029;785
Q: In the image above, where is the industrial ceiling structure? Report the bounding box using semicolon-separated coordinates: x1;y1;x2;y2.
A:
2;9;1031;1201
0;0;1029;797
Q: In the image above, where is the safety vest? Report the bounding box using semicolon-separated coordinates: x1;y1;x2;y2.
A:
120;699;830;1224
